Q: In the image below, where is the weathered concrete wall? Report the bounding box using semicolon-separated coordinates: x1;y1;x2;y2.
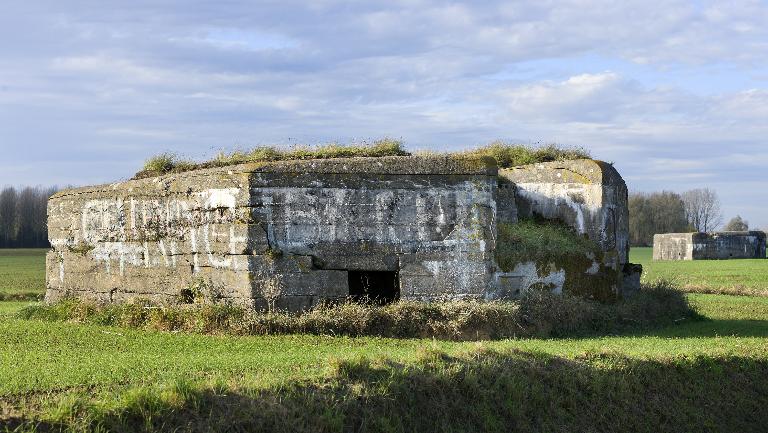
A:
47;156;498;309
47;167;256;305
653;231;767;260
47;155;639;309
495;160;636;300
247;157;498;306
499;160;629;266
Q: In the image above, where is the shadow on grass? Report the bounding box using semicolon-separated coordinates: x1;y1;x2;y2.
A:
0;293;42;302
3;349;767;433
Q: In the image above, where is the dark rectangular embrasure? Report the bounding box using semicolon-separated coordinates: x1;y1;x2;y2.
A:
348;270;400;305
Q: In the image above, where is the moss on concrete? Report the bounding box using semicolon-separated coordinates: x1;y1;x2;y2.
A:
495;220;599;272
496;219;619;301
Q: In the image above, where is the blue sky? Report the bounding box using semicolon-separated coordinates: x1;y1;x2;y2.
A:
1;0;767;228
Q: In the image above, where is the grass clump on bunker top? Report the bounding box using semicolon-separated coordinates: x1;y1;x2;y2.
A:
142;152;196;173
135;140;591;178
136;138;410;178
495;219;601;273
214;138;410;165
461;141;591;169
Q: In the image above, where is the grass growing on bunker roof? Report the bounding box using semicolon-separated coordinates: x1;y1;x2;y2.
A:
136;138;410;177
462;141;591;168
142;152;196;173
135;140;591;177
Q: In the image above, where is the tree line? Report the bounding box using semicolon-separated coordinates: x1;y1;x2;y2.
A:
0;186;58;248
629;187;755;246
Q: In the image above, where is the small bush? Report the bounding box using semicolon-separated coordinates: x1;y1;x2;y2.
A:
18;283;696;340
141;153;195;174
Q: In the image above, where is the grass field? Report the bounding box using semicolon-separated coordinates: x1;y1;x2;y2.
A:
0;249;46;300
631;247;768;296
1;249;767;431
1;294;766;431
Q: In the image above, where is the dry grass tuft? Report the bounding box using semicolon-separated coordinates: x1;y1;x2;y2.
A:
134;140;592;178
18;282;696;340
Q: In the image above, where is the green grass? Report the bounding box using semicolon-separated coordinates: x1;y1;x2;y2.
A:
135;140;591;178
0;249;46;300
631;247;768;296
495;220;599;272
2;249;767;431
461;141;590;168
1;293;766;431
0;301;35;315
137;139;410;177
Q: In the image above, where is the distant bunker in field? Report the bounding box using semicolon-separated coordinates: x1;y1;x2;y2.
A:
46;155;641;311
653;231;767;261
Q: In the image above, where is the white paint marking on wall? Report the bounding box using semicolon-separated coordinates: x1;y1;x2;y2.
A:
499;261;566;294
169;241;178;267
204;223;232;269
190;228;200;273
49;239;69;248
91;242;144;275
143;241;150;268
437;195;446;225
229;226;247;255
130;198;137;238
514;183;603;234
158;239;170;267
585;261;600;275
197;188;239;210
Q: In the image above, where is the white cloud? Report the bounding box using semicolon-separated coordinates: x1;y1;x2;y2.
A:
1;0;768;226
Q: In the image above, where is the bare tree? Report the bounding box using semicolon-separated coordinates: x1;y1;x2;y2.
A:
681;188;723;233
724;215;749;231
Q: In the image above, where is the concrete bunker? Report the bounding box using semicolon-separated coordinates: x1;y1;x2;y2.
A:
46;155;640;310
653;231;767;261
